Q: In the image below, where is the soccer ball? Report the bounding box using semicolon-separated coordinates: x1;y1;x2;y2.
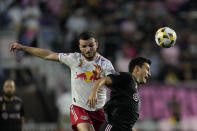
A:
155;27;177;48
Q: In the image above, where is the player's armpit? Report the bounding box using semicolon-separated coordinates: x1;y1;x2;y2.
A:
45;53;59;61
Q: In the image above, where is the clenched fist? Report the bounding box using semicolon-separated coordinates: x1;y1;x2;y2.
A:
10;43;23;52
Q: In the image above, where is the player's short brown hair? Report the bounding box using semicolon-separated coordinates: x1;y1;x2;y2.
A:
78;32;98;42
129;57;151;72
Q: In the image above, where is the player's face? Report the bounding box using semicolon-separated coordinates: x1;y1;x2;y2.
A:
3;81;16;98
79;38;98;61
138;63;151;84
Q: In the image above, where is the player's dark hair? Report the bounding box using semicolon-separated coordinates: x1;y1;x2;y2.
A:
129;57;151;72
78;31;98;42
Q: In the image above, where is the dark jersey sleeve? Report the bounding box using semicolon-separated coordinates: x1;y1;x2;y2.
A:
108;72;132;91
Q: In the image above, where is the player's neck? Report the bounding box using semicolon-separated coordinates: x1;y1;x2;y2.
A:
132;72;140;85
3;95;14;101
84;53;98;61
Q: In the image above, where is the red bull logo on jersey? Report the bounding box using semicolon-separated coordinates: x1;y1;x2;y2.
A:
76;71;99;83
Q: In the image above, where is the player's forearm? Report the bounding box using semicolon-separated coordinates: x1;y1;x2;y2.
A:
92;77;107;92
21;46;54;60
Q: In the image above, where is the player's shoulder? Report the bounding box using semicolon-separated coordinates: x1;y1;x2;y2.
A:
72;52;80;56
13;96;23;102
71;52;82;59
108;72;131;86
97;55;113;67
119;72;133;81
60;52;81;59
60;52;77;57
98;55;110;62
109;72;130;76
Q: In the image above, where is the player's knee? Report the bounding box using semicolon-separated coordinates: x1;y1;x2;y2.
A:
77;127;93;131
77;123;94;131
78;128;89;131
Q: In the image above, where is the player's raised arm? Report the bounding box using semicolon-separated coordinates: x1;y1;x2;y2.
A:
10;42;59;61
86;76;112;108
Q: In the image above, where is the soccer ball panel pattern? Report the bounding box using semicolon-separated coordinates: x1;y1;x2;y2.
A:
155;27;177;48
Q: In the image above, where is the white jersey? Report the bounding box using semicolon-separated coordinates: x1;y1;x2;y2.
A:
58;52;115;111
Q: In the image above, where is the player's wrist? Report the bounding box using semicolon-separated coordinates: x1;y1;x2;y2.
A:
20;45;26;50
96;75;101;79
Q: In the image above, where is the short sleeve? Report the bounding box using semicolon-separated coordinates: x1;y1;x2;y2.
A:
103;61;115;76
58;53;75;67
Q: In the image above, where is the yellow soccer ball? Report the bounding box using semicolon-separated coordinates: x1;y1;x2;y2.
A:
155;27;177;48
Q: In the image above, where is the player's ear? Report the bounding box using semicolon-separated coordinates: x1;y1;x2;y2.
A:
78;41;81;48
134;65;138;71
78;39;82;48
134;65;141;72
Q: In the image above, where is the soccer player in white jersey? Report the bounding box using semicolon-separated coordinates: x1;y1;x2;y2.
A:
10;32;115;131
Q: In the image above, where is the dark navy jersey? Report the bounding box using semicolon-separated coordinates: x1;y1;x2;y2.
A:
104;72;140;131
0;96;24;131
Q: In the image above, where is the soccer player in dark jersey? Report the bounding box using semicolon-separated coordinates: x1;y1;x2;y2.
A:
0;80;25;131
87;57;151;131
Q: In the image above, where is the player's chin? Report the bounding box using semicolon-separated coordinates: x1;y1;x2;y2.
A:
85;53;94;58
142;78;147;84
84;54;94;60
86;53;92;57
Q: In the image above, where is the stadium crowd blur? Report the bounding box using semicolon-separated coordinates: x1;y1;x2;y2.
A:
0;0;197;130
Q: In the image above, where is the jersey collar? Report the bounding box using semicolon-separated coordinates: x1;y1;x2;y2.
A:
81;53;100;63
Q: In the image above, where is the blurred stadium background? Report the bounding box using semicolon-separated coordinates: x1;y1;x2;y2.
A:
0;0;197;131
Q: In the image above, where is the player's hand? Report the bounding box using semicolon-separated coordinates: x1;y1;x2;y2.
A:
92;64;102;79
86;91;97;108
10;43;23;52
